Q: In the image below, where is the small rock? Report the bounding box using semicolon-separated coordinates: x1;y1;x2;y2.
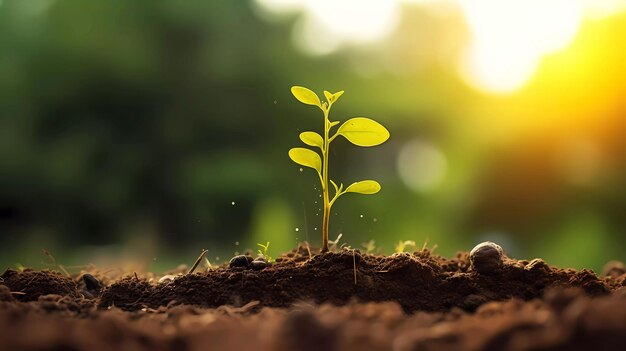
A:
82;273;102;291
229;255;250;268
470;241;503;275
255;255;267;262
158;274;179;284
525;258;549;272
250;260;269;271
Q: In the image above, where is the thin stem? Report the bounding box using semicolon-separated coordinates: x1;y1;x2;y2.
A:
321;106;331;253
188;249;208;274
329;132;338;143
328;189;343;208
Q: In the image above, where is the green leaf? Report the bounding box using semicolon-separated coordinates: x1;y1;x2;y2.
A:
291;86;321;107
289;148;321;174
299;131;324;149
332;90;344;102
323;90;345;104
344;180;381;194
324;90;333;102
337;117;389;147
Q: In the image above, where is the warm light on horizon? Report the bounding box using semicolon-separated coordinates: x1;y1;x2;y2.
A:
255;0;626;93
458;0;583;94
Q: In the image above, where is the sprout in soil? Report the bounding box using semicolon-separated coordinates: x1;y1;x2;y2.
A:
289;86;390;253
257;241;273;262
395;240;416;253
362;240;377;254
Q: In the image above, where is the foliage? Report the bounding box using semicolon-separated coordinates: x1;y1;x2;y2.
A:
362;240;377;254
395;240;416;253
289;86;389;252
257;241;273;262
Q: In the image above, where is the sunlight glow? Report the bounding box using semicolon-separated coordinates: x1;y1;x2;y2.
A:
458;0;583;94
254;0;626;92
255;0;399;55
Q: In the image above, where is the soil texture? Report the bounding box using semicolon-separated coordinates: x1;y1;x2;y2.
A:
1;247;625;351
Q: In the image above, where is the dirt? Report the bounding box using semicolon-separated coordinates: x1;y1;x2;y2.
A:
1;246;625;351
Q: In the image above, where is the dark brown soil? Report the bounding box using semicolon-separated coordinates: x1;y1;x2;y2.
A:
1;247;625;351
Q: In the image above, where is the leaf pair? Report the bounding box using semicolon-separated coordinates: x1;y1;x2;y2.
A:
292;86;344;108
288;148;381;196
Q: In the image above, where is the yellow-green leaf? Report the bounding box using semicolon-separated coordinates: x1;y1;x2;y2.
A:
323;90;345;104
299;131;324;149
345;180;381;194
337;117;389;147
291;86;321;107
324;90;333;102
332;90;344;102
288;148;321;174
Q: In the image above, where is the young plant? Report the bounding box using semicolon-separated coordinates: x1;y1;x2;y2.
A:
289;86;389;252
257;241;273;262
362;240;377;254
394;240;416;253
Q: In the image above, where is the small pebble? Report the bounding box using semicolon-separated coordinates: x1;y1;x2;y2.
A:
525;258;549;272
250;260;269;271
255;255;267;262
158;274;179;284
82;273;102;291
229;255;250;268
470;241;503;275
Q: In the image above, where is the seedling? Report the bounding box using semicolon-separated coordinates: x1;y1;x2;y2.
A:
257;241;273;262
362;240;377;254
289;86;389;252
328;233;343;251
394;240;416;253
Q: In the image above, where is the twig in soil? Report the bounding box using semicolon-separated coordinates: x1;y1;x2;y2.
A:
204;257;213;270
188;249;209;274
10;291;26;295
304;241;312;259
352;249;357;285
133;272;139;281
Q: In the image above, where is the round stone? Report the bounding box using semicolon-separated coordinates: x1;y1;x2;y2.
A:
470;241;503;275
250;260;269;271
229;255;250;268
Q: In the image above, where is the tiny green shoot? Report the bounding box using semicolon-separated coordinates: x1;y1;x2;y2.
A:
257;241;273;262
395;240;416;253
362;240;377;254
289;86;389;252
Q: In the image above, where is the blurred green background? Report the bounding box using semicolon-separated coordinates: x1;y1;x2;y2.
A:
1;0;625;272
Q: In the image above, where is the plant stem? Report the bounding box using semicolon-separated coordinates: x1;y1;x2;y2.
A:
321;107;330;253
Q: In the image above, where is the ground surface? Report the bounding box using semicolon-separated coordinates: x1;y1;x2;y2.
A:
1;246;625;351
